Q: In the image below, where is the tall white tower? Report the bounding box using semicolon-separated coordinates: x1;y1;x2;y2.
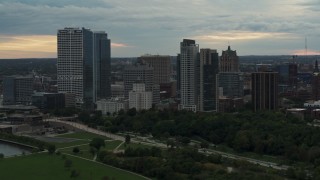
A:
178;39;199;112
57;27;94;108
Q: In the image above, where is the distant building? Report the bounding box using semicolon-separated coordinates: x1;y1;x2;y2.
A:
199;49;219;112
3;76;33;105
111;83;124;98
276;63;298;92
178;39;199;112
123;64;157;103
218;97;244;113
220;46;239;72
129;83;152;111
304;100;320;109
138;55;171;85
218;72;244;98
93;31;111;101
312;60;320;101
32;92;65;110
251;72;279;111
64;93;76;108
96;98;128;115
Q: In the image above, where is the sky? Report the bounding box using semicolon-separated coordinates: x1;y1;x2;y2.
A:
0;0;319;58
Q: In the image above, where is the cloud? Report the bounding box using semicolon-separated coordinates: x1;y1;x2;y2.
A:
111;43;130;48
0;35;130;58
292;49;320;55
192;31;297;42
0;0;319;56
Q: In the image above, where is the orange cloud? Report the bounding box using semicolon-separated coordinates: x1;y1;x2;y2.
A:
0;35;129;59
292;49;320;55
111;42;129;47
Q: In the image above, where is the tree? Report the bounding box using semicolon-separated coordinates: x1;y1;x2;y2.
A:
70;169;80;178
200;141;209;149
64;159;72;168
89;138;105;151
125;135;131;144
127;108;137;116
73;147;80;154
47;144;56;154
0;153;4;159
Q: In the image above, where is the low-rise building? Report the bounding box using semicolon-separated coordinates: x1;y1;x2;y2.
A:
96;98;128;115
129;83;152;111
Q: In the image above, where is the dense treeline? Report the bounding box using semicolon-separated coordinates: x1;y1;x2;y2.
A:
79;109;320;166
98;147;285;180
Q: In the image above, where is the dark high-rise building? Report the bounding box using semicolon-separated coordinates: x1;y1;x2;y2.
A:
32;92;65;110
218;72;244;98
178;39;199;112
176;54;181;98
3;76;33;105
276;63;297;91
312;60;320;101
199;49;219;112
252;72;279;112
93;32;111;100
220;46;239;72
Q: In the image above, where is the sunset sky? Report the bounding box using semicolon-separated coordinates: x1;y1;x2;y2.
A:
0;0;319;58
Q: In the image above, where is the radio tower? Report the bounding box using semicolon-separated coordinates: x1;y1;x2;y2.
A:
305;37;308;58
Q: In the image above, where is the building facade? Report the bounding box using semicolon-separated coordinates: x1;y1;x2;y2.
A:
138;55;171;85
96;98;128;115
32;92;65;110
3;76;33;105
129;83;152;111
178;39;199;112
123;64;154;100
199;49;219;112
218;72;244;98
57;27;111;109
93;32;111;101
251;72;279;112
220;46;239;72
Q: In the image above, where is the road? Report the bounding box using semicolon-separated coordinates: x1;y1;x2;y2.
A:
44;118;289;171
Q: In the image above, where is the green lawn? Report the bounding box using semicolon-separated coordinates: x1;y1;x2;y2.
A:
56;132;111;140
0;153;147;180
59;140;123;159
119;142;153;150
53;139;89;149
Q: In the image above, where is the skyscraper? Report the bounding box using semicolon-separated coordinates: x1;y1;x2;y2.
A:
178;39;199;112
199;49;219;112
251;72;279;112
93;32;111;101
57;27;111;109
220;46;239;72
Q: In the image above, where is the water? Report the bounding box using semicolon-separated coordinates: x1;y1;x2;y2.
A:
0;141;31;157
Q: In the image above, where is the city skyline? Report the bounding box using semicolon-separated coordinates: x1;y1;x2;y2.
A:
0;0;320;58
